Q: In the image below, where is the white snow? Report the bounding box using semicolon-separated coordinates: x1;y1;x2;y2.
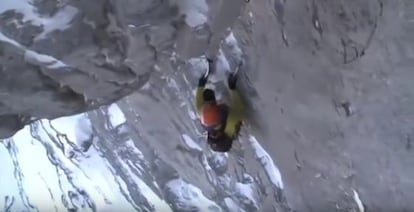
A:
141;81;151;90
217;49;231;73
188;110;197;120
107;103;126;128
234;181;259;209
248;136;284;189
0;113;160;211
0;32;70;70
0;140;25;211
235;182;255;200
48;113;93;150
165;178;222;211
352;189;365;212
225;32;243;61
124;139;145;160
189;57;210;81
116;149;172;212
171;0;209;27
35;117;133;211
136;179;172;212
24;50;68;69
182;134;203;152
0;0;78;39
1;132;69;212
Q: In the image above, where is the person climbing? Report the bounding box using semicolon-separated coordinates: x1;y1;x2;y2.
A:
195;58;245;152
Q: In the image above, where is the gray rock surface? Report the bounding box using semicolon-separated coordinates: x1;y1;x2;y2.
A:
0;0;181;138
1;0;414;211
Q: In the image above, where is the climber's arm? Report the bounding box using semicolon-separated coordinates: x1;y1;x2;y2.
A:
195;58;215;114
224;89;245;137
195;86;205;114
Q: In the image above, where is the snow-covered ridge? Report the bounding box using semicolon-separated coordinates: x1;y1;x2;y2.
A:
0;104;169;211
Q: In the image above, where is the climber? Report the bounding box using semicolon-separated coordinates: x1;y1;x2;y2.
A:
195;58;245;152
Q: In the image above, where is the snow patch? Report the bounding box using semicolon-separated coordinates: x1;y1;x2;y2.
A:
234;181;259;210
217;49;231;73
225;32;243;61
0;112;172;211
0;141;26;211
189;57;209;77
24;50;67;69
188;110;197;120
352;189;365;212
172;0;209;27
107;103;126;128
248;136;284;189
0;0;78;39
0;32;69;70
116;149;172;212
165;178;222;211
48;113;93;150
182;134;203;152
141;81;151;90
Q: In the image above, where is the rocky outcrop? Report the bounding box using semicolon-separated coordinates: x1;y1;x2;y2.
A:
0;0;184;138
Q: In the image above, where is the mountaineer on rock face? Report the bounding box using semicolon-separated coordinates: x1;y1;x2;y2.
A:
195;58;245;152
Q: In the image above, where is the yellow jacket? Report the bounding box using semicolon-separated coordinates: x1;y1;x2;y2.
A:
195;86;245;138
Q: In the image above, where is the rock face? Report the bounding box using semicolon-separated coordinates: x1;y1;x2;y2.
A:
2;0;414;212
0;0;183;138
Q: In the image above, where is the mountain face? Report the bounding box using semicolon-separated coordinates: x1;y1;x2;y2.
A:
2;0;414;211
0;0;183;138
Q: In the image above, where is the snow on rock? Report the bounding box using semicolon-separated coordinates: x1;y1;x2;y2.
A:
353;189;365;212
209;49;231;83
46;113;93;153
172;0;209;27
165;178;222;212
215;174;233;192
188;110;197;120
115;145;172;212
207;153;229;175
248;136;284;189
189;57;209;77
107;103;126;128
233;174;260;211
24;50;68;69
0;112;167;211
0;140;30;211
0;0;79;40
224;32;243;62
182;134;203;152
33;116;135;211
0;32;69;70
124;139;145;161
217;49;231;73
